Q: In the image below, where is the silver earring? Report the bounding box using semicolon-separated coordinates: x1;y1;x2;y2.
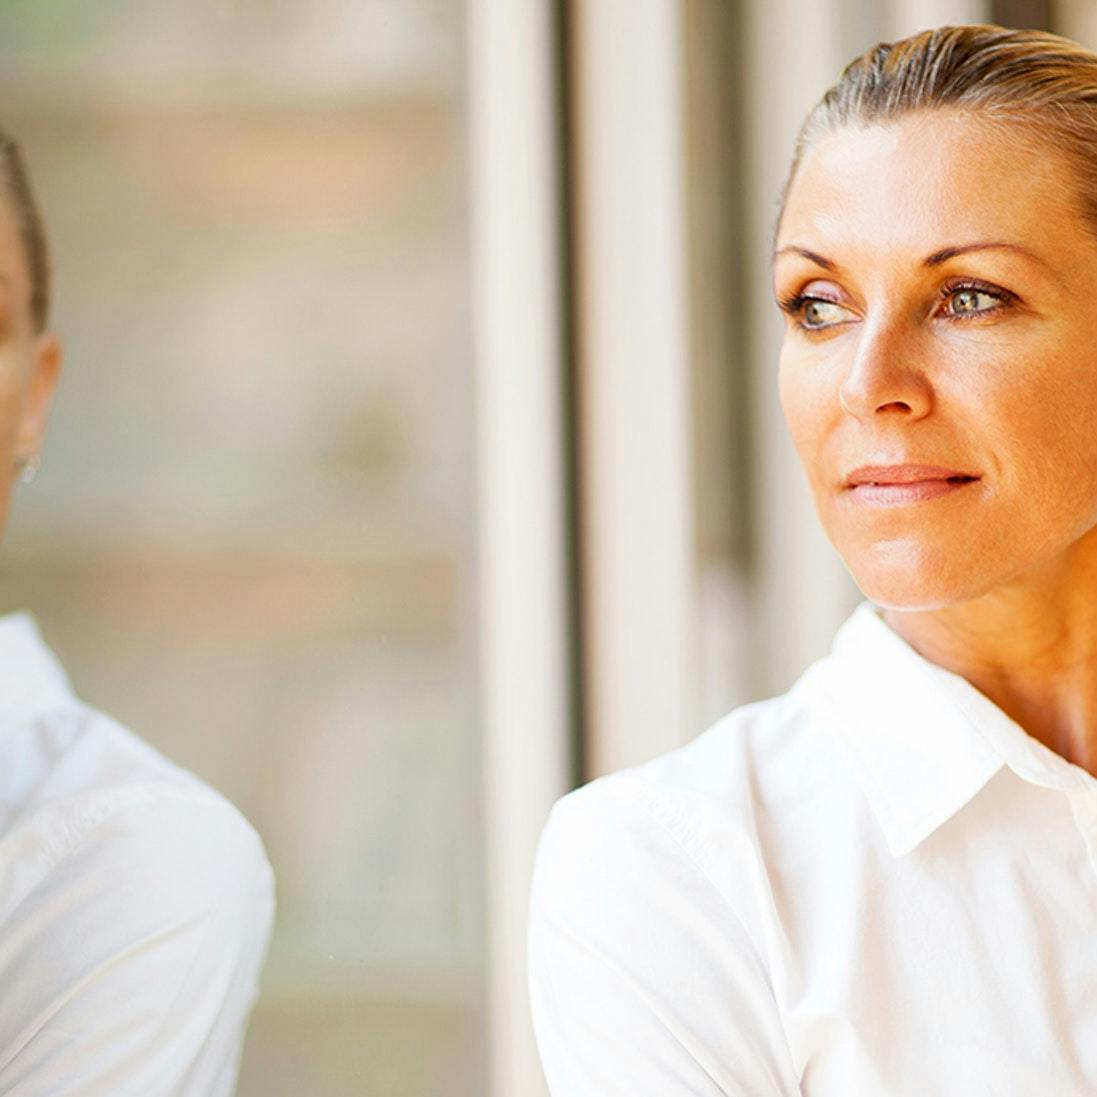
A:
14;455;39;484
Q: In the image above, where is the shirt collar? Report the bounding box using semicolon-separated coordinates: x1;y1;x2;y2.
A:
801;601;1097;857
0;611;74;733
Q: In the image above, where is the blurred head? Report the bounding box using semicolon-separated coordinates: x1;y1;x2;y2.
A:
773;25;1097;611
0;130;61;537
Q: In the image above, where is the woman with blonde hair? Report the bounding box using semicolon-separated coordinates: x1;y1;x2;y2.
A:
530;24;1097;1095
0;134;273;1093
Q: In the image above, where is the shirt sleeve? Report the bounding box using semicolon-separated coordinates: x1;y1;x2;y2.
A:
528;779;801;1096
0;785;275;1097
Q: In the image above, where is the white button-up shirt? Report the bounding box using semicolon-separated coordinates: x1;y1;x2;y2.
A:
0;611;274;1096
529;600;1097;1095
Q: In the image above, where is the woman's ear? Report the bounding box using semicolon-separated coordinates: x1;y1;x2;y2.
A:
14;332;62;462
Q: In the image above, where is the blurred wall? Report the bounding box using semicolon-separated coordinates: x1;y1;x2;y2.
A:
0;3;485;1095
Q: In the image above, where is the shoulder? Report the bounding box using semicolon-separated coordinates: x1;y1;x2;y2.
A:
11;771;275;981
41;758;274;920
0;696;274;947
532;685;856;943
539;686;828;854
528;697;812;1094
0;618;273;1089
0;705;274;1085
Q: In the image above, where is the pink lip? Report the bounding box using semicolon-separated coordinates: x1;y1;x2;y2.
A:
845;464;980;486
843;464;981;506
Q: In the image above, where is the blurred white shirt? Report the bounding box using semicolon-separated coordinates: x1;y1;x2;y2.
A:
0;611;274;1096
529;600;1097;1096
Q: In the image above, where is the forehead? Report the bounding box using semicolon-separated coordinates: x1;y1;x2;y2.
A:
778;112;1086;265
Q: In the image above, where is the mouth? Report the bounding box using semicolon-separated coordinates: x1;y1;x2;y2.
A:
843;465;981;505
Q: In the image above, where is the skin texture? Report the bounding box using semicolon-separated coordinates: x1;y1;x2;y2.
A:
774;111;1097;776
0;188;61;536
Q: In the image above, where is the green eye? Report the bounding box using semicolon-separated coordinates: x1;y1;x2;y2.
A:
802;298;853;329
776;287;857;330
946;287;1001;316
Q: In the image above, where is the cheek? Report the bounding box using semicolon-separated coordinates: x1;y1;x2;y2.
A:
778;350;810;446
779;349;834;481
0;359;28;483
986;350;1097;497
0;369;26;535
0;362;22;436
1005;390;1097;543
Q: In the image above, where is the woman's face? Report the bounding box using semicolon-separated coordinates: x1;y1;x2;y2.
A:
774;111;1097;610
0;190;60;537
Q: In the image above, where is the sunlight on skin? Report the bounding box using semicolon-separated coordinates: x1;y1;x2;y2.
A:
773;111;1097;773
0;191;61;539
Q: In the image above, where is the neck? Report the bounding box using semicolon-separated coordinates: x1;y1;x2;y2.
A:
881;534;1097;778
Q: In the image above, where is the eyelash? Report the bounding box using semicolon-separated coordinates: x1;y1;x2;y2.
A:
777;279;1016;330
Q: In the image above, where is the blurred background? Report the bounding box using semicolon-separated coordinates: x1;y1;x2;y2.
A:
0;1;1086;1095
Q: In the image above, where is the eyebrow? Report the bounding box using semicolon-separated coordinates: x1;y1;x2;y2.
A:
773;241;1050;270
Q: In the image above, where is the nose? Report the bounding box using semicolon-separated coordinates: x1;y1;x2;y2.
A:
838;318;933;420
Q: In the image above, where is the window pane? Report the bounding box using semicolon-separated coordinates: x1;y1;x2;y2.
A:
0;4;484;1094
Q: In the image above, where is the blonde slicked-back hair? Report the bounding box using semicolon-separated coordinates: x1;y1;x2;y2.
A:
780;24;1097;232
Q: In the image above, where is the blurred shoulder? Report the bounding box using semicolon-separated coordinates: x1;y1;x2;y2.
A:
0;697;274;928
0;610;273;925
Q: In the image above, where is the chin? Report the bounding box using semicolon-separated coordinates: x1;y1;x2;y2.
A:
841;537;999;613
852;573;969;613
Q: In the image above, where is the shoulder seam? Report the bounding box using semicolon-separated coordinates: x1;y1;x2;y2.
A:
609;776;801;1082
32;782;257;884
